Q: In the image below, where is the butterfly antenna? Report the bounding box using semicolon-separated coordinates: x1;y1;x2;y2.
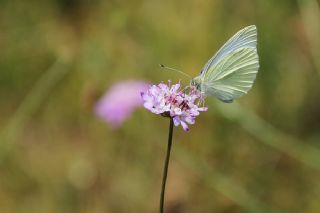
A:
159;64;191;79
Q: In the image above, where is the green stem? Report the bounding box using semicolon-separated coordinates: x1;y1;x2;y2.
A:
160;118;174;213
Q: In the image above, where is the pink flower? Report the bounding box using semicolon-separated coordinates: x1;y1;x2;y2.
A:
141;81;207;131
95;80;149;128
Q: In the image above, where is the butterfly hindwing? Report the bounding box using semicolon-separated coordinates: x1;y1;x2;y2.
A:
201;47;259;103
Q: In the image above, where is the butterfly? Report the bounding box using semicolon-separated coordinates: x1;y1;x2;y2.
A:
191;25;259;103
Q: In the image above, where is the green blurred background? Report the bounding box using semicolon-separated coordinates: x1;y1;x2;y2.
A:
1;0;320;212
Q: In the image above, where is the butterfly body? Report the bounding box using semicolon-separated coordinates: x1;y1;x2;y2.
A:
192;25;259;103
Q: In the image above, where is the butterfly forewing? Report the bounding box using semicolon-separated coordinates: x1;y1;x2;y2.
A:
201;25;257;75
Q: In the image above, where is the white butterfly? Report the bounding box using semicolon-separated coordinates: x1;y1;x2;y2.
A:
191;25;259;103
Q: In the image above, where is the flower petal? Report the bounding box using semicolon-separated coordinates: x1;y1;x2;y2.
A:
180;121;189;132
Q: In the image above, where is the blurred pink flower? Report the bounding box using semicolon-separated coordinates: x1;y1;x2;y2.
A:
95;80;149;128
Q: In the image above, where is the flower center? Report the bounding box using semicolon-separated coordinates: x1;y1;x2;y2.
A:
164;94;190;111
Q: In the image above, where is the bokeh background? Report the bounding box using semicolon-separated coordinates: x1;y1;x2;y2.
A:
1;0;320;212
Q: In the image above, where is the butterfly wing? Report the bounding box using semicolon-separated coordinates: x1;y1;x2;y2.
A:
199;25;259;103
200;25;257;75
201;48;259;103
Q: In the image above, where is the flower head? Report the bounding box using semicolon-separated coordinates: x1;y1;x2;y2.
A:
95;80;149;128
141;81;207;131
